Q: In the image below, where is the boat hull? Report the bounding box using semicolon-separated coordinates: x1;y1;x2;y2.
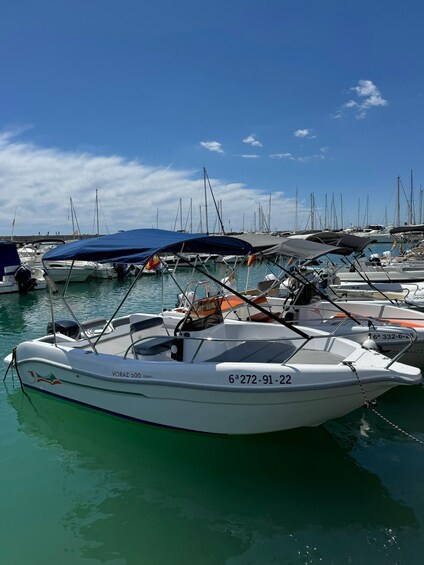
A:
14;340;418;435
338;269;424;283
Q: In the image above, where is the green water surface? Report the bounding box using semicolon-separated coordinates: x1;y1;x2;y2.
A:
1;261;424;565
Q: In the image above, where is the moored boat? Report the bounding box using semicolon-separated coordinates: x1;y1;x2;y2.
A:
6;229;422;435
0;241;45;294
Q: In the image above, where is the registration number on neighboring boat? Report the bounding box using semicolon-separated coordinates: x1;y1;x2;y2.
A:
370;332;415;341
228;374;292;385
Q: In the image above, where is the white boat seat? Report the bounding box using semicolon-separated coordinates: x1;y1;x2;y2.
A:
112;316;131;328
130;317;166;333
207;341;297;363
80;318;108;331
129;317;174;358
133;336;175;357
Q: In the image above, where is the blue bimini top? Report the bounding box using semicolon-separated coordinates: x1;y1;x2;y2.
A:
43;229;253;265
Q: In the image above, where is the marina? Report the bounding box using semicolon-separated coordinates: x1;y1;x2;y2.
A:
2;236;424;563
3;3;424;562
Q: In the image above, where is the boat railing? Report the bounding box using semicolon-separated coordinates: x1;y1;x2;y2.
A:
316;312;419;366
123;331;313;363
114;320;416;368
187;334;313;364
384;328;418;368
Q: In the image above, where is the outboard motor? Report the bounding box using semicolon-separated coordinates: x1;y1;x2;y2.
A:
369;253;381;266
47;319;80;339
14;266;37;293
114;263;129;279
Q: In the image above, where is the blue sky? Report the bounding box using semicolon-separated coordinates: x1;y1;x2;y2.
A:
1;0;423;235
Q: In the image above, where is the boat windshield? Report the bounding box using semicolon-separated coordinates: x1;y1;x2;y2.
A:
180;296;224;332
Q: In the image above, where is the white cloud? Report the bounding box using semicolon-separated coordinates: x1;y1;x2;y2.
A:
333;80;388;119
242;134;263;147
200;140;224;154
298;147;329;163
0;130;310;234
293;129;316;139
270;153;295;160
238;154;260;159
269;147;329;163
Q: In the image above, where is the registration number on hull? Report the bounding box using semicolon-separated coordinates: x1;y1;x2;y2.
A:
228;374;292;385
371;332;414;342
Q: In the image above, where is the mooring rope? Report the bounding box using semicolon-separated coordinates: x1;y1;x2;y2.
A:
343;360;424;446
3;347;39;413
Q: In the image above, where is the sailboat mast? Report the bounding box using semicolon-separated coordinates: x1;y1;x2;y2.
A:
357;198;360;228
203;167;209;234
95;188;100;236
410;169;415;224
294;186;298;233
397;176;401;227
324;194;328;229
70;197;76;236
365;194;369;227
268;194;271;233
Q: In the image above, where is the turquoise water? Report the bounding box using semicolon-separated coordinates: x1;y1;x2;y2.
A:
1;258;424;564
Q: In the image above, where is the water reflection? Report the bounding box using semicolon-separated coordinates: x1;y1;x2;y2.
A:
6;387;419;565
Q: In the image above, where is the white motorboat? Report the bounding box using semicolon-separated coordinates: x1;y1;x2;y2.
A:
42;259;97;282
343;225;394;244
90;262;118;279
274;297;424;369
6;229;421;435
328;281;424;309
337;260;424;284
337;226;424;284
0;241;46;294
171;270;424;369
19;239;97;283
217;235;424;367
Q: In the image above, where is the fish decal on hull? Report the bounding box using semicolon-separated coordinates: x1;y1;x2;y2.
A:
29;371;62;385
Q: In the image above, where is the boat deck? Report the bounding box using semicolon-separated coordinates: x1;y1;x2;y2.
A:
75;329;345;366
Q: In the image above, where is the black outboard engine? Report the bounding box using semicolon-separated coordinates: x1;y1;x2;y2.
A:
47;319;80;339
369;253;381;266
14;266;37;293
114;263;130;279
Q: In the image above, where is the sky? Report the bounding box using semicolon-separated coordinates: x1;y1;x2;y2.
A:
1;0;423;236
